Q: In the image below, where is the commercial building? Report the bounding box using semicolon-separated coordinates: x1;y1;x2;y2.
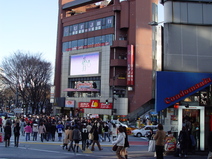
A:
54;0;158;120
155;0;212;151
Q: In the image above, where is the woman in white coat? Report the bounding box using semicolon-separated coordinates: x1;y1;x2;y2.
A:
112;126;126;159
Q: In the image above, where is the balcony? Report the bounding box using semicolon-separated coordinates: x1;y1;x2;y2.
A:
110;59;127;67
109;77;127;86
111;40;127;48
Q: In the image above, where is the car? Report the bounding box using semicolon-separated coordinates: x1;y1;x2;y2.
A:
131;125;158;137
110;120;128;128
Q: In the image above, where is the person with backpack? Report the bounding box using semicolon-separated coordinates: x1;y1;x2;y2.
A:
178;126;190;158
56;121;64;142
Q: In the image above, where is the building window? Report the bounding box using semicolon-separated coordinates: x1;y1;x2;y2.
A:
77;39;84;50
95;19;102;30
72;40;78;50
78;23;85;34
63;26;69;36
72;24;78;35
88;37;94;48
88;21;95;32
62;42;69;52
105;16;114;28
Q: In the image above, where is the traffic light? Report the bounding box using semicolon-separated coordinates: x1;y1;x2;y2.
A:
105;100;108;105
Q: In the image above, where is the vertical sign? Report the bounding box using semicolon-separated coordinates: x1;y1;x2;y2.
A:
127;45;134;85
50;86;55;103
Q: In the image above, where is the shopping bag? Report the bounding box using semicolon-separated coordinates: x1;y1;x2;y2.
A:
148;140;155;152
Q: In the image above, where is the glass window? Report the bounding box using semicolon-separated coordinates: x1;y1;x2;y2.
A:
62;42;69;52
77;39;84;50
84;38;88;49
101;35;106;46
72;24;78;35
72;40;78;50
78;23;85;34
68;41;72;51
84;22;88;32
106;16;114;28
95;19;102;30
63;26;69;36
69;26;73;36
88;37;94;48
102;18;106;29
106;34;114;45
88;21;95;32
95;36;101;47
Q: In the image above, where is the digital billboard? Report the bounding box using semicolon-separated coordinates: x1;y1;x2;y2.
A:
70;52;99;76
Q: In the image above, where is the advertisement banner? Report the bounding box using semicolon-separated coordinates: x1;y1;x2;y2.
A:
65;100;75;108
78;100;112;109
127;45;134;85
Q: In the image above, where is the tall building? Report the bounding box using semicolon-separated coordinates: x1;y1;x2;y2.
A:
54;0;158;119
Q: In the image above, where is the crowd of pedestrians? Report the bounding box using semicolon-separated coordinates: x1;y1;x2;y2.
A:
0;115;129;159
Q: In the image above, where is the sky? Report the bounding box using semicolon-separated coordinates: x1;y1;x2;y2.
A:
0;0;164;84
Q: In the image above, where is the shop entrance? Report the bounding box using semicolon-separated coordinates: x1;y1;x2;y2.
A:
178;106;205;151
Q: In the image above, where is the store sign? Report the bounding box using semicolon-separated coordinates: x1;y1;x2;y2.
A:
65;100;75;108
156;71;212;112
78;100;112;109
127;45;134;85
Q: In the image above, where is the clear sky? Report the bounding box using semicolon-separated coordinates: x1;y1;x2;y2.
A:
0;0;163;84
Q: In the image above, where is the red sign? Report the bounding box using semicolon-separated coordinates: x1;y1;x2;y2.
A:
78;100;112;109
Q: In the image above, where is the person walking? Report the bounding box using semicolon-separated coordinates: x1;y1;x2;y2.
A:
178;126;190;158
112;126;126;159
153;124;166;159
4;121;12;147
122;126;129;159
56;121;64;142
103;122;111;142
81;125;89;151
32;123;39;141
24;123;32;141
13;122;20;147
62;125;70;149
38;122;46;142
72;125;81;153
50;121;57;141
90;124;103;151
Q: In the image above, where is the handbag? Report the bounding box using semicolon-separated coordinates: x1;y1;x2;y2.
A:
148;139;155;152
89;133;94;140
112;144;118;151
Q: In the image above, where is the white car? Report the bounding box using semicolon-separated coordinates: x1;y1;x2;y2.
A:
111;120;128;128
132;125;158;137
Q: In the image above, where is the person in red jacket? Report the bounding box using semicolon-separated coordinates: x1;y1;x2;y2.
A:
24;123;32;141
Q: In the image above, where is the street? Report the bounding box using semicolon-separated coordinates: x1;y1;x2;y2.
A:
0;134;208;159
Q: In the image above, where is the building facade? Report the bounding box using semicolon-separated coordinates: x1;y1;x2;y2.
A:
156;0;212;150
54;0;158;119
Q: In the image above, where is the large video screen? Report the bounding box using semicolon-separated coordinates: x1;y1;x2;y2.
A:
70;52;99;76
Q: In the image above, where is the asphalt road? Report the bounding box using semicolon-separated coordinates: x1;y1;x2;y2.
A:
0;134;208;159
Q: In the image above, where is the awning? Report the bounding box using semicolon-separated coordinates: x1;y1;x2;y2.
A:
155;71;212;112
63;88;99;92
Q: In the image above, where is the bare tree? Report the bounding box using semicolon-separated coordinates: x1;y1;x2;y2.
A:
0;51;52;114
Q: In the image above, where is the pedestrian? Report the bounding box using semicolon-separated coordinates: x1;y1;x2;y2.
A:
13;122;20;147
56;121;64;142
20;119;26;136
112;123;118;141
38;122;46;142
4;121;12;147
178;126;190;158
112;126;126;159
146;128;154;141
81;124;89;151
90;124;103;151
24;122;32;141
67;126;74;151
50;121;57;141
208;131;212;159
62;125;70;149
122;126;129;159
32;123;39;141
153;124;166;159
103;122;111;142
72;125;81;153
